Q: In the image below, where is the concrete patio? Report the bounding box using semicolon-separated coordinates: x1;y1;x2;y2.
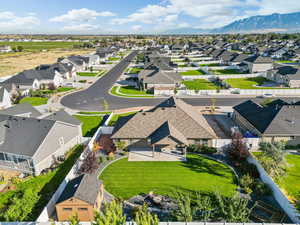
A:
128;149;186;161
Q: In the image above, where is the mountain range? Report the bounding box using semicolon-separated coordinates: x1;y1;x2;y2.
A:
162;11;300;34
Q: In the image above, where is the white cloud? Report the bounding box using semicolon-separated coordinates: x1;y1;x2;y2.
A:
0;11;40;29
131;25;142;31
63;23;99;31
255;0;300;15
50;8;116;23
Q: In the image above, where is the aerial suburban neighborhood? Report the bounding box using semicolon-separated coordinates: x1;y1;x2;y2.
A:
2;1;300;225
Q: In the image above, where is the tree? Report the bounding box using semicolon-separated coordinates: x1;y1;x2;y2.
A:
229;131;249;161
215;193;253;222
93;201;126;225
134;204;159;225
78;151;99;174
16;45;24;52
115;141;126;151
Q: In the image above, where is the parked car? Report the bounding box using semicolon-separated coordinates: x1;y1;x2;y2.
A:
261;93;275;98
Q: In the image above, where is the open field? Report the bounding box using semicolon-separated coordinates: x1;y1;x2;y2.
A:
100;154;237;199
0;144;84;221
0;49;93;77
183;79;219;90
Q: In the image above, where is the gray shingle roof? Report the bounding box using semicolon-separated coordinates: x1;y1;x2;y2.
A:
44;109;81;126
57;174;103;205
0;115;55;157
112;97;216;140
140;70;182;85
0;103;42;118
234;99;300;135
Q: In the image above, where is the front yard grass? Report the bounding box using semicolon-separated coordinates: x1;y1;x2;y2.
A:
200;63;221;67
224;77;279;89
211;69;246;75
277;154;300;204
74;115;103;137
127;67;143;74
183;79;219;90
19;97;48;106
180;69;206;76
77;72;99;77
108;57;121;61
110;86;154;98
108;111;137;126
100;154;237;199
0;144;84;221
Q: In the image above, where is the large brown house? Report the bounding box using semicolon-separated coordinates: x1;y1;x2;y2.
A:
56;174;104;221
112;97;216;157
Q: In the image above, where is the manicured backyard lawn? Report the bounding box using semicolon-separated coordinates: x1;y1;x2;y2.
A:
277;154;300;203
19;97;48;106
200;63;221;67
180;69;206;76
100;154;237;199
211;69;246;75
183;79;219;90
225;77;276;89
108;111;137;126
74;115;103;137
0;144;84;221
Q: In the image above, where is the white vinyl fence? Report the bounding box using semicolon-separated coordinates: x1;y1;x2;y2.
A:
182;73;261;80
247;155;300;224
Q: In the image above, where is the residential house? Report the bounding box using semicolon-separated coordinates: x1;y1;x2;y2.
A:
244;55;273;73
0;109;82;175
0;45;12;53
0;103;41;118
112;97;217;158
61;55;88;72
266;64;300;88
138;69;182;95
233;99;300;145
36;62;75;80
56;174;104;221
219;51;238;65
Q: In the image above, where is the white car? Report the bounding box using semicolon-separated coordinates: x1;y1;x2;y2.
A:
262;93;275;98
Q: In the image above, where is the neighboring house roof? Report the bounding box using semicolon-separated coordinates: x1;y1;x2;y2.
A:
272;64;300;80
245;55;273;64
36;63;73;75
234;99;300;135
112;97;216;140
0;114;55;157
0;103;42;118
139;70;182;85
211;49;225;58
44;109;81;126
66;55;89;66
231;54;251;63
57;174;102;205
219;51;238;62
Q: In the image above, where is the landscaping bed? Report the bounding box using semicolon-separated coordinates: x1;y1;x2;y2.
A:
100;154;237;199
0;144;84;221
183;79;220;90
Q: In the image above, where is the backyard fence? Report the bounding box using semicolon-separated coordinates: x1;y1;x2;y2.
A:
182;73;261;80
247;155;300;224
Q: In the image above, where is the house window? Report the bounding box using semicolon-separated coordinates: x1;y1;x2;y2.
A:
194;139;201;145
63;208;72;211
78;208;88;211
291;136;295;140
202;139;209;146
59;137;64;146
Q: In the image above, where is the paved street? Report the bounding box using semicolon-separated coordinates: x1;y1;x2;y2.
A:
61;51;300;111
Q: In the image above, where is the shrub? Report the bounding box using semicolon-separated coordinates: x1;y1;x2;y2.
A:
98;155;107;164
238;161;260;178
78;152;99;174
187;144;217;154
78;80;87;83
253;180;272;196
107;152;115;161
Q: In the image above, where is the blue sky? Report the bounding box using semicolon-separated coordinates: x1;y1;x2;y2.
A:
1;0;300;34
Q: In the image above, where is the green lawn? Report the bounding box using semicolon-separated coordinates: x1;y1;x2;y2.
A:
200;63;221;67
110;86;154;98
31;87;74;95
108;111;137;126
277;154;300;203
74;115;103;137
183;79;219;90
0;144;84;221
177;64;188;67
211;69;246;75
19;97;48;106
275;60;296;64
180;69;206;76
127;67;143;74
225;77;279;89
100;154;237;199
108;57;121;61
77;111;110;115
77;72;99;77
0;41;83;52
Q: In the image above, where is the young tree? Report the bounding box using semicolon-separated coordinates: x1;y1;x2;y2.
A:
173;191;193;222
134;204;159;225
229;131;249;161
115;141;126;151
78;151;99;174
93;201;126;225
69;213;80;225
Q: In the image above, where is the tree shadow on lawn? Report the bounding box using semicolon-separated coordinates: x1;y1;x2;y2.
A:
181;156;234;179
